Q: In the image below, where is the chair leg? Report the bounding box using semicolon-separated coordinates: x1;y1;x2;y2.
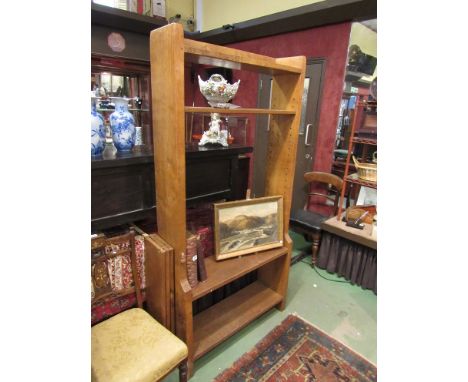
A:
310;232;321;265
179;359;188;382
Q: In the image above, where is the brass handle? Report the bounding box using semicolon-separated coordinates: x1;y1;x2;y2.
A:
305;124;312;146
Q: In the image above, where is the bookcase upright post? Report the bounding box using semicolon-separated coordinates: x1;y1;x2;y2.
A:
149;23;194;370
260;57;306;309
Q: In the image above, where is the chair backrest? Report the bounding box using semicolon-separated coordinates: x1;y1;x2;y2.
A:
91;230;143;312
303;171;343;216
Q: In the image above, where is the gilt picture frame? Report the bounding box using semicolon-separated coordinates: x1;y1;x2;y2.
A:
214;196;283;260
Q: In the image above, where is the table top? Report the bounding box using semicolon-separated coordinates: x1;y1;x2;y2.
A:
322;216;377;250
91;143;253;170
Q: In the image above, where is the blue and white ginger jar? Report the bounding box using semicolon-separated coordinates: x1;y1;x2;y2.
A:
109;97;135;152
91;96;106;157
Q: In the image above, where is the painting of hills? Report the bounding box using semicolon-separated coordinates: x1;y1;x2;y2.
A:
215;197;282;258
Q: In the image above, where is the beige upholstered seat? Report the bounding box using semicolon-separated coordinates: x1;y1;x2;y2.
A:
92;308;188;382
91;231;188;382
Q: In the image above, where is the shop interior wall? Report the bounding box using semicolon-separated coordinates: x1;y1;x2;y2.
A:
198;0;325;32
166;0;194;24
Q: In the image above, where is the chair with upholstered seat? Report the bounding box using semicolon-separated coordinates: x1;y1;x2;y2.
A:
289;172;343;264
91;230;188;382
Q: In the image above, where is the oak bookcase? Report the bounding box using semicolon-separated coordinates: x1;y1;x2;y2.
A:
149;23;305;375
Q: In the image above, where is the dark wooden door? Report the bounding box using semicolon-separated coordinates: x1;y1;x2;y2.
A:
253;59;326;213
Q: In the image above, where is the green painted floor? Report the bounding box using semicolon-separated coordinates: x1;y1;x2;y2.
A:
164;231;377;381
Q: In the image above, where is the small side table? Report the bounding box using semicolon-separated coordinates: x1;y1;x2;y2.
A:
317;216;377;293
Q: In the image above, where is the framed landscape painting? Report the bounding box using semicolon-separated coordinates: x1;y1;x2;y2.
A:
213;196;283;260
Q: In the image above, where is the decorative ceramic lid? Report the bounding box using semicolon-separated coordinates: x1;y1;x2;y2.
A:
198;74;240;107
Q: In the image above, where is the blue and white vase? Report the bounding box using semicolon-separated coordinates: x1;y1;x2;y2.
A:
91;96;106;157
109;97;135;152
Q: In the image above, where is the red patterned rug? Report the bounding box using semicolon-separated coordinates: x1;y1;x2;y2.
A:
214;314;376;382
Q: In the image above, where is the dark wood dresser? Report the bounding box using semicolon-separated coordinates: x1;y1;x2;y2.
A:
91;143;252;231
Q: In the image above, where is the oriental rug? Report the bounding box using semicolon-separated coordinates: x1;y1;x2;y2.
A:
214;314;376;382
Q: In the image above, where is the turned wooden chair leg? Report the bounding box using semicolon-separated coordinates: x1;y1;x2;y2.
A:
179;359;188;382
311;232;321;265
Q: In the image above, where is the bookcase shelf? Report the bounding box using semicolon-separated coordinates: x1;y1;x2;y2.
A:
185;106;296;115
184;39;303;75
148;23;305;376
191;247;288;300
193;281;282;360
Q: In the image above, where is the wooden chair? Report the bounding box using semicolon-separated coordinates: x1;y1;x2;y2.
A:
289;172;343;264
91;230;188;382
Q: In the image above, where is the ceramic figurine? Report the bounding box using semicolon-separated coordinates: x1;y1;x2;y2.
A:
134;96;143;109
109;97;136;152
198;74;240;108
96;85;107;98
199;113;228;147
91;96;106;157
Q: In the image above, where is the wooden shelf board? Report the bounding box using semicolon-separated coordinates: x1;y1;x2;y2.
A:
97;109;150;112
346;173;377;189
193;281;282;360
184;39;303;75
352;137;377;145
185;106;295;115
191;247;288;300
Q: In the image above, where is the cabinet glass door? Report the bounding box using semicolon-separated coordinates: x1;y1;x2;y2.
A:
91;56;152;150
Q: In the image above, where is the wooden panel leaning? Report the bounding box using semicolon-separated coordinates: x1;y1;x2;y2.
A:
144;233;175;331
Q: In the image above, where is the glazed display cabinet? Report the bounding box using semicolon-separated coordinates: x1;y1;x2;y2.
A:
91;54;153;150
91;54;253;232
